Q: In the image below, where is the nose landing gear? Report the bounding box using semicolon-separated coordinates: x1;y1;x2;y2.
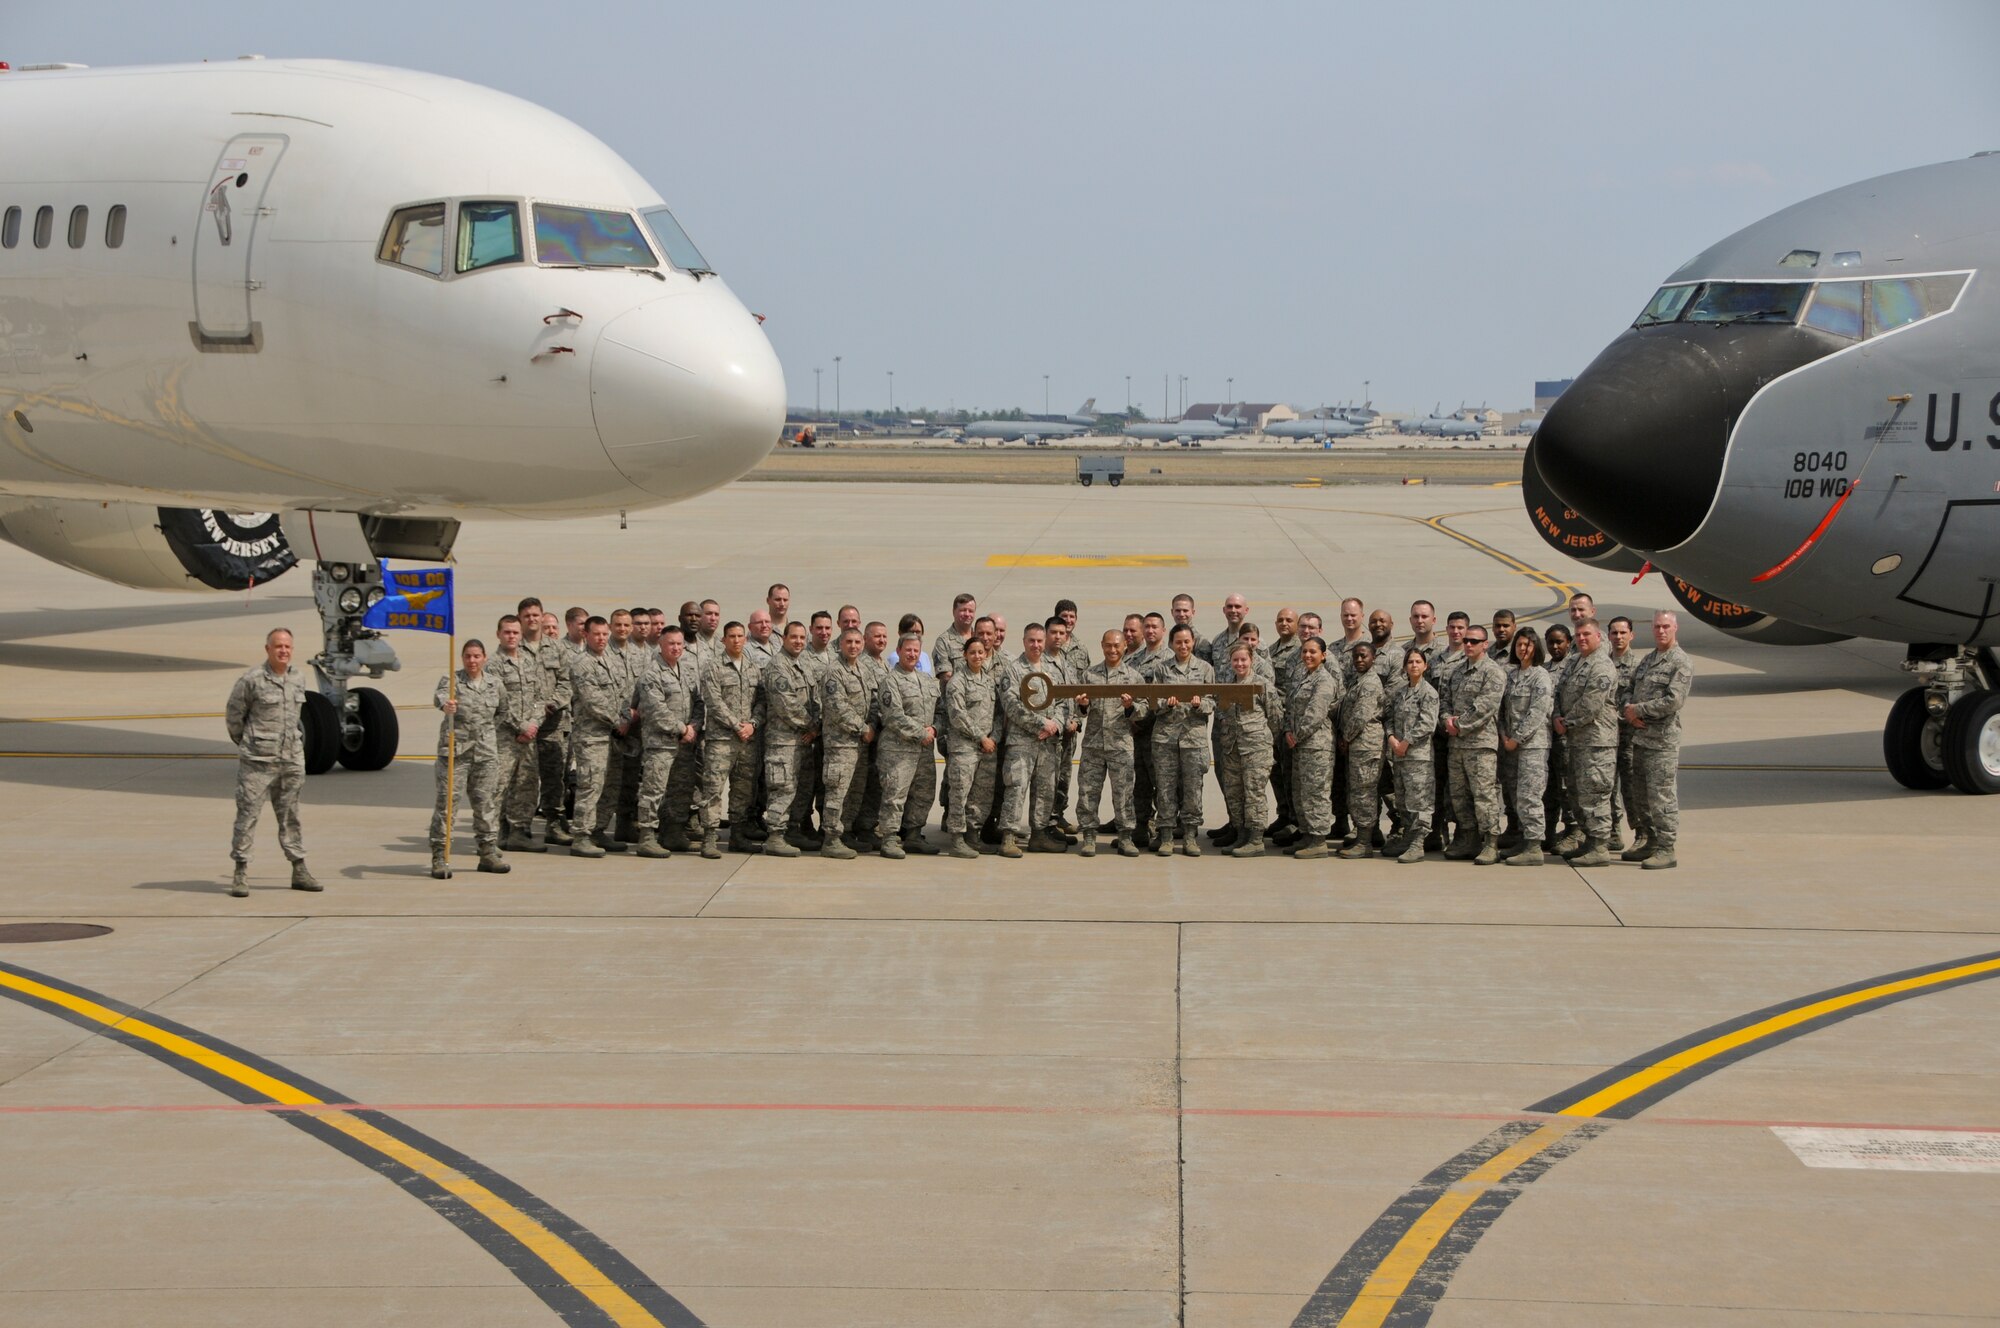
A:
303;560;402;774
1887;646;2000;795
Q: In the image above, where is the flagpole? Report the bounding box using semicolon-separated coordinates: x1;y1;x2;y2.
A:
445;632;457;875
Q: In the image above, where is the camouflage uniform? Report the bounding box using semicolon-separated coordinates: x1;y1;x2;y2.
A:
1557;647;1620;849
1543;652;1575;839
852;652;891;840
1386;679;1441;838
490;645;548;831
657;653;706;845
568;646;630;839
1429;645;1467;837
1338;668;1386;841
1053;636;1091;825
999;653;1074;839
1075;660;1148;840
1216;672;1278;840
1127;642;1167;839
760;648;818;838
1626;643;1693;851
1150;654;1217;840
634;655;696;837
931;626;972;816
942;663;1002;836
430;668;502;856
1329;638;1370;826
699;651;764;835
818;656;875;845
1286;665;1341;839
1445;654;1509;839
1499;664;1555;845
874;665;940;841
608;639;648;826
225;663;307;865
530;638;574;829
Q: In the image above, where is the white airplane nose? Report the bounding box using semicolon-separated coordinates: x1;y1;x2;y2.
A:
591;284;785;500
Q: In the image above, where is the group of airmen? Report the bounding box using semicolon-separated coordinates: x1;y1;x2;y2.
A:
222;586;1694;893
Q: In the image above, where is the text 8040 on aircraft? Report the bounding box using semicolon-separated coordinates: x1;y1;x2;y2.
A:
1523;151;2000;794
0;58;786;772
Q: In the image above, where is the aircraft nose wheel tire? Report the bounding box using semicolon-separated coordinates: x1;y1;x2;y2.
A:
335;686;400;772
1940;689;2000;795
1882;685;1949;790
300;692;341;776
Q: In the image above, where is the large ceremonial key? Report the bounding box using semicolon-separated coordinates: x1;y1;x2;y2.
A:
1016;670;1263;713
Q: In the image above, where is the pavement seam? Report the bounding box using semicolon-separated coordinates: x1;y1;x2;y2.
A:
1175;920;1188;1328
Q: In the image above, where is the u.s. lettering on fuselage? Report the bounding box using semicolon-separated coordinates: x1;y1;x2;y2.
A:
1922;391;2000;452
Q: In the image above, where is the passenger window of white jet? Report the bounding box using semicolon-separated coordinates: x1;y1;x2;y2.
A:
456;201;523;273
1633;284;1696;326
641;205;712;274
105;205;126;249
67;206;88;249
532;205;656;267
33;206;53;249
379;204;446;276
1802;281;1863;339
1682;282;1809;324
1;207;18;249
1866;279;1924;335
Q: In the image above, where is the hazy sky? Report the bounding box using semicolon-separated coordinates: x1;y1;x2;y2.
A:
14;1;1999;415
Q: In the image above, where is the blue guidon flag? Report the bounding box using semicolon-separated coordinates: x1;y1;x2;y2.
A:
361;563;454;634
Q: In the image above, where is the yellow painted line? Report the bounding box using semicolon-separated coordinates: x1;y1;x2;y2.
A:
986;554;1190;568
1554;954;2000;1120
0;967;670;1328
1336;1121;1576;1328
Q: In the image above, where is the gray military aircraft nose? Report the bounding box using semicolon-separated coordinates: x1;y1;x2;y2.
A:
1536;324;1840;552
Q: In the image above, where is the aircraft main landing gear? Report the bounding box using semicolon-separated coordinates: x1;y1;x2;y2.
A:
1887;646;2000;795
303;561;402;774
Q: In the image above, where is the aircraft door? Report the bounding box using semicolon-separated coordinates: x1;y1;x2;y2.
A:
192;134;288;348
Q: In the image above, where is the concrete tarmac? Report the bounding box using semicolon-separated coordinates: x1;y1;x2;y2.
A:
2;479;1996;1327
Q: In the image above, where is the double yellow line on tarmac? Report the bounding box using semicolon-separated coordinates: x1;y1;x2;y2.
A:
0;962;694;1328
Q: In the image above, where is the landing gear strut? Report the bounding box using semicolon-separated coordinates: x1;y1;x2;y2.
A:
302;561;401;774
1887;646;2000;795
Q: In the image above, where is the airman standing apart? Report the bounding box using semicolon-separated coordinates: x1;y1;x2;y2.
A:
1075;629;1148;858
1553;619;1619;867
224;628;317;896
1622;611;1693;870
429;637;508;878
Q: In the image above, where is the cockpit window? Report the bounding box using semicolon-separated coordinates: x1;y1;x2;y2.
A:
1866;279;1925;336
532;205;657;267
1634;284;1697;326
456;201;523;274
641;206;712;275
1682;282;1810;325
1802;280;1863;339
379;203;446;276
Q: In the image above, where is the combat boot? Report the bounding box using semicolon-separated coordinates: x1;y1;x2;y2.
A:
786;826;823;852
1029;829;1068;854
1553;829;1584;856
999;834;1024;859
1331;814;1351;842
545;817;575;846
879;835;906;860
1620;836;1654;863
1396;837;1427;864
763;835;800;858
904;832;939;855
820;838;857;860
1497;828;1524;851
229;863;249;897
1210;822;1238;848
289;861;321;892
1291;835;1329;860
569;836;606;858
615;815;639;844
477;851;510;874
592;828;627;854
635;831;672;859
1182;834;1202;858
1115;836;1140;857
699;830;722;860
1335;840;1370;860
1423;828;1446;853
1608;828;1626;852
1569;841;1612;867
1472;836;1499;866
430;850;451;880
948;833;979;860
1641;845;1678;870
1444;828;1479;860
502;827;546;854
1156;836;1177;857
1055;816;1078;835
1079;831;1097;858
662;822;692;853
1505;846;1545;867
1230;833;1265;858
1272;823;1301;848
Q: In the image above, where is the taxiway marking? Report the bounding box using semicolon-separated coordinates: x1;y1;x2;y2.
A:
0;959;702;1328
